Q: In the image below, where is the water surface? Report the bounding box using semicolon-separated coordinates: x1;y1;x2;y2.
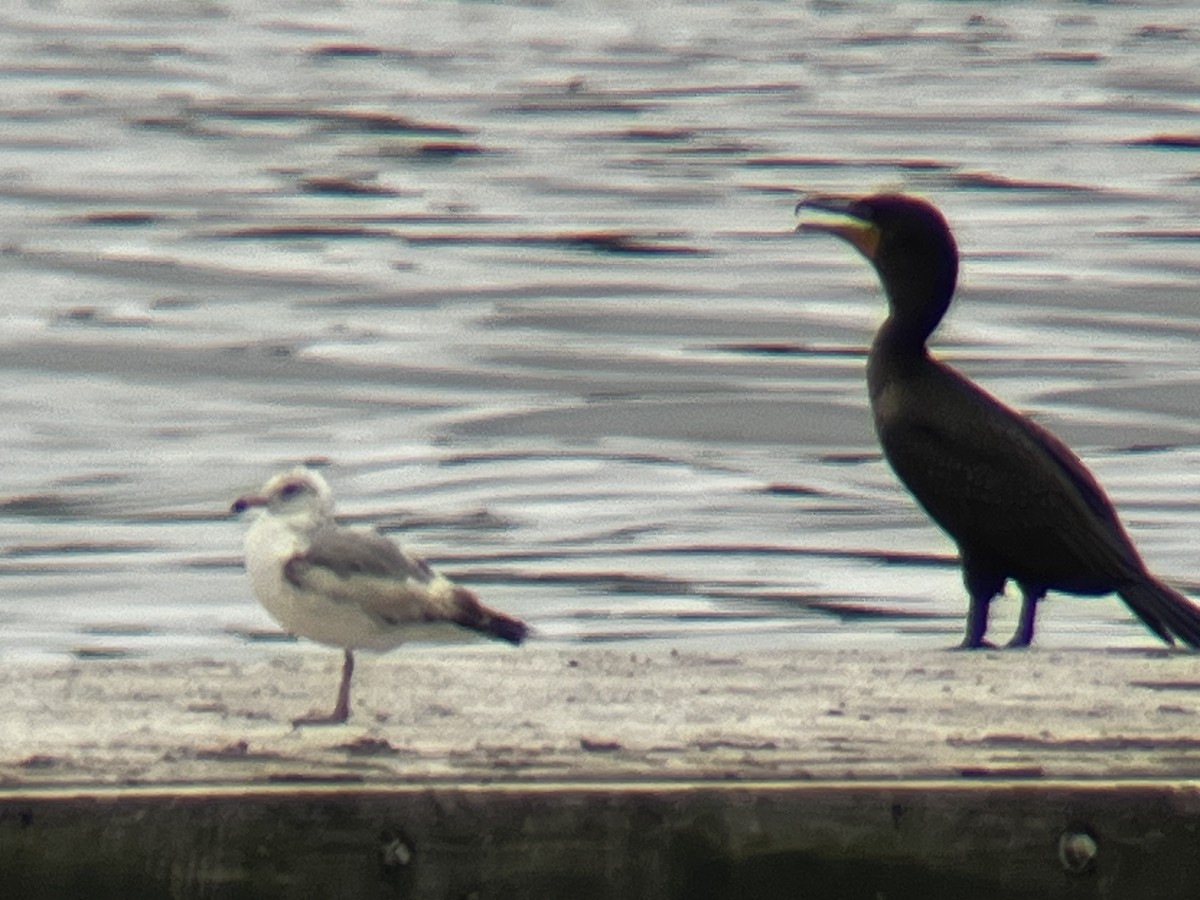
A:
2;0;1200;661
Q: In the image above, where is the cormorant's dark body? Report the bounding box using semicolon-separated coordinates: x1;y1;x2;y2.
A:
796;193;1200;648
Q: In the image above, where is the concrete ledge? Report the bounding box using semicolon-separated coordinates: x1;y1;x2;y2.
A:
2;780;1198;898
6;646;1200;784
6;646;1200;895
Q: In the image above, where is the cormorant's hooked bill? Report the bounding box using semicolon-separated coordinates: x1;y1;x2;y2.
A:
794;195;882;260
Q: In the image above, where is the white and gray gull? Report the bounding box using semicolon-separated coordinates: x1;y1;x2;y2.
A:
231;467;527;726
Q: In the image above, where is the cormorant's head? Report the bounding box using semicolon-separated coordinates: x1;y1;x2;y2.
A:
795;193;959;340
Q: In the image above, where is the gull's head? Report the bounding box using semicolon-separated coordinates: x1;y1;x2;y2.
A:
231;467;335;526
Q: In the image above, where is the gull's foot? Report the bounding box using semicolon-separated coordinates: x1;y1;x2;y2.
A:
291;709;349;728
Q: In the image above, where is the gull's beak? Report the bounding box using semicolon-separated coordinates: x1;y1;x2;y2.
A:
794;194;881;261
231;494;267;515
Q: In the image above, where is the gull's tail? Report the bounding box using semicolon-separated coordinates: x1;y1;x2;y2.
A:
451;586;528;645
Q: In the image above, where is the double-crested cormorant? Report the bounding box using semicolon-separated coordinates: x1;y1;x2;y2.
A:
232;467;527;725
795;193;1200;649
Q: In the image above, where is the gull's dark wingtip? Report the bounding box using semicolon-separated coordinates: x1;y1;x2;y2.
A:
491;614;529;646
451;586;528;645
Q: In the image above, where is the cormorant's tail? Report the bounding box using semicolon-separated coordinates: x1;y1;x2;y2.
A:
1118;577;1200;649
451;586;528;645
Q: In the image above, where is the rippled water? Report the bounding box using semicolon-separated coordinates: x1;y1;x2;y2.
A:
2;0;1200;662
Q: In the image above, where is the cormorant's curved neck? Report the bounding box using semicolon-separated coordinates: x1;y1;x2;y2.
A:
874;311;934;358
872;256;956;356
868;316;933;396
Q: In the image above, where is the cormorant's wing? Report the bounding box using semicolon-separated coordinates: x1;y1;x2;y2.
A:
877;364;1143;587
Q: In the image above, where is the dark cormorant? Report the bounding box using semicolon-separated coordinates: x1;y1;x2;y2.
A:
795;193;1200;649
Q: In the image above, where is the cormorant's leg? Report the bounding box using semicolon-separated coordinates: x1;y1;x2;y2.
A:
1008;586;1044;648
293;649;355;727
961;567;1003;649
962;592;993;648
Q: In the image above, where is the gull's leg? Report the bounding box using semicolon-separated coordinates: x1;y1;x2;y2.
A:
293;649;354;727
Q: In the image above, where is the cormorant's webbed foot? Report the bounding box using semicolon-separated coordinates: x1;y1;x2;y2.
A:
956;637;997;651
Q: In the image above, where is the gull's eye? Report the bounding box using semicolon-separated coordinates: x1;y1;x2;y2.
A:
279;481;306;499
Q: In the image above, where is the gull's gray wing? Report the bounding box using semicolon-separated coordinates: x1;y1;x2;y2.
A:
282;523;527;643
283;524;450;625
291;524;435;583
